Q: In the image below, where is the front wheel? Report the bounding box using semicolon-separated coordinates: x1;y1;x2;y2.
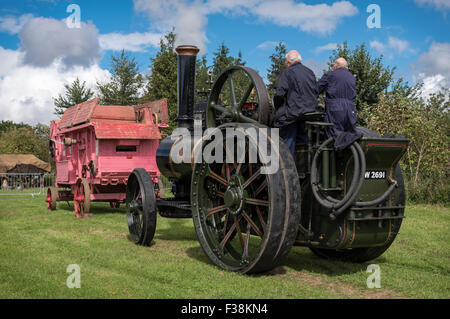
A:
126;168;157;246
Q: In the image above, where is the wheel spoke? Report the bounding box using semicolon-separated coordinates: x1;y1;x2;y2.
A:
207;204;227;217
246;198;270;207
243;222;251;258
255;180;267;196
219;216;237;249
228;72;237;109
208;167;228;186
236;113;259;124
238;83;254;111
243;167;262;189
234;216;245;253
211;103;232;117
242;212;263;238
255;206;267;228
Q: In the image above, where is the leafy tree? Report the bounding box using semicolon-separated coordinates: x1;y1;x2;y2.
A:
144;31;178;131
266;42;287;97
0;121;31;135
53;78;94;117
364;88;450;203
0;124;50;163
195;55;212;103
212;42;236;78
97;50;144;105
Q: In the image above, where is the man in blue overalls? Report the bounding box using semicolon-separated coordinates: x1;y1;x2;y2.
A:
273;50;318;156
317;57;358;141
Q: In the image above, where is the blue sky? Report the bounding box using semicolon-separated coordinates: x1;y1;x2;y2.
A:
0;0;449;124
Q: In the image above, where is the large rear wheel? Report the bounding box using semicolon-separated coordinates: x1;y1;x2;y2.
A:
191;123;301;273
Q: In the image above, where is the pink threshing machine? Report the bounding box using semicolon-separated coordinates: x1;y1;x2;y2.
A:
46;98;169;217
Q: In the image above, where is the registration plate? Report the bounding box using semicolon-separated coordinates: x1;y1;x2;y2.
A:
364;170;387;179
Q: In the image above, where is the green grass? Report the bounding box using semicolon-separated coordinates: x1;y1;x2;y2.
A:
0;195;448;299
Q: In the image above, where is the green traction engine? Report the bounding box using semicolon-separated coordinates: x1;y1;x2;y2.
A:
125;45;409;274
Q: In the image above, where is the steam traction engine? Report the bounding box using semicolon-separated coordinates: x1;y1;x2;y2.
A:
46;98;168;217
126;45;409;274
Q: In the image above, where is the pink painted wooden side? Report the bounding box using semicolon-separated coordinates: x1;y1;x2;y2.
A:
50;101;164;194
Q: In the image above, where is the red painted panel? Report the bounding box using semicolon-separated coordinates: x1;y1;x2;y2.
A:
56;160;69;182
94;123;161;140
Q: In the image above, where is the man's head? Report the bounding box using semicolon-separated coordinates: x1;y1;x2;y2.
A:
285;50;302;67
333;57;348;70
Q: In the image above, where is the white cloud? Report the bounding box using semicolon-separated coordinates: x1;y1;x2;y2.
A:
314;43;338;54
369;40;386;52
416;42;450;77
19;17;102;68
0;47;110;125
388;37;413;54
413;42;450;97
99;31;162;52
415;73;447;97
256;41;279;50
134;0;208;54
414;0;450;11
0;14;33;35
370;36;414;57
251;0;358;35
134;0;359;55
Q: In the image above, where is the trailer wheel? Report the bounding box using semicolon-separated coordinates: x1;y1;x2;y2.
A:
191;123;301;274
74;178;91;218
126;168;157;246
46;187;57;210
309;128;406;262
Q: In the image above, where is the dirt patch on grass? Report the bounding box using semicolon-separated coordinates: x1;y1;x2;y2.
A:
0;210;14;217
271;267;405;299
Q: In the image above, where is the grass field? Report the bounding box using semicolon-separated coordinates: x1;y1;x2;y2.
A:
0;195;448;299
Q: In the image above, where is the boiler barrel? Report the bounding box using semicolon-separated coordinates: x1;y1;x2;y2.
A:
156;135;197;179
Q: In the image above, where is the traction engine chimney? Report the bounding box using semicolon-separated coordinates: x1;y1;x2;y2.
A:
175;45;200;129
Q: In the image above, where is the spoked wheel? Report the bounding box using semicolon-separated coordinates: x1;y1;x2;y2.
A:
309;128;406;262
46;187;57;210
191;123;301;274
73;178;91;218
126;168;157;246
206;66;271;128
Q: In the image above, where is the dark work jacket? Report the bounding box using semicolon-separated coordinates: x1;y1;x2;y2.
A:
273;62;318;127
318;67;360;147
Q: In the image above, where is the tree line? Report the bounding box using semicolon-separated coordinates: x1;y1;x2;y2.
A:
1;31;448;203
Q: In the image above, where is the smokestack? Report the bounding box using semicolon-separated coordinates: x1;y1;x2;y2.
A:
175;45;199;128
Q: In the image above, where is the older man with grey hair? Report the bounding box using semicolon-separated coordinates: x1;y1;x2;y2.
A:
317;57;358;141
273;50;318;156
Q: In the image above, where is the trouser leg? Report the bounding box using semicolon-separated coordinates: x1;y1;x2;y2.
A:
279;122;297;156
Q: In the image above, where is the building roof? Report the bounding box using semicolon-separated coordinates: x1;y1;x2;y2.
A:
0;154;51;173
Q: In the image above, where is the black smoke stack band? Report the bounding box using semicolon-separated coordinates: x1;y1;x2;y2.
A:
175;45;199;128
